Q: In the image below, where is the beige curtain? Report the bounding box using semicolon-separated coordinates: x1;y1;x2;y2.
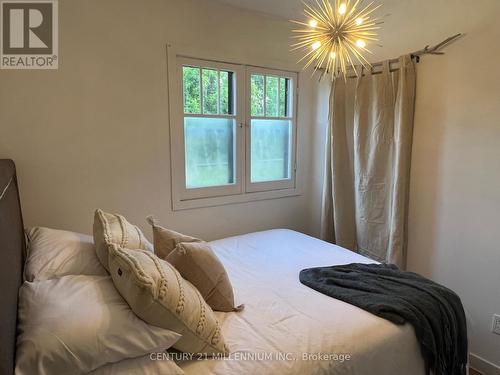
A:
321;55;416;268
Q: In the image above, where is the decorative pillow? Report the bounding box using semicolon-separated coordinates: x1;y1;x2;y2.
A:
107;243;228;355
93;209;153;271
24;227;107;281
15;275;181;375
148;220;241;312
146;216;200;259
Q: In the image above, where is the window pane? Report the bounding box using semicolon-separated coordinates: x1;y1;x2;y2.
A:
202;69;218;114
265;76;279;117
279;78;288;117
251;119;291;182
219;71;233;115
183;66;200;114
251;74;264;116
184;117;235;188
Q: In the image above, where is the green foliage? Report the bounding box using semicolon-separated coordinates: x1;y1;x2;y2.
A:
202;69;218;114
251;75;264;116
266;76;279;117
183;67;200;114
183;67;232;115
220;71;229;114
251;74;289;117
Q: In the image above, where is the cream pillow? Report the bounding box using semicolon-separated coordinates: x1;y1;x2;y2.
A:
147;216;200;259
25;227;107;281
148;220;241;312
93;209;153;271
166;242;242;312
15;275;181;375
108;243;228;355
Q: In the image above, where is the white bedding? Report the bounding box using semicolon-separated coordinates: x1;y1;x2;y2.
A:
82;229;424;374
176;229;425;375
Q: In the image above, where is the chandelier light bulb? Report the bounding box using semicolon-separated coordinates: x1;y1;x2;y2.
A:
338;3;347;15
356;17;363;26
312;41;321;50
309;19;318;28
330;51;336;59
356;39;366;48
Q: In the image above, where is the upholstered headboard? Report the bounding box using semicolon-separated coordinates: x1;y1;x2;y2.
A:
0;160;25;375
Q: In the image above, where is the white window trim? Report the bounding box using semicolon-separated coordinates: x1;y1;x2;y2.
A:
167;45;301;211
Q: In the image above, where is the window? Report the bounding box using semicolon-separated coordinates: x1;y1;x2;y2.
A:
246;68;295;192
182;66;236;189
169;55;298;209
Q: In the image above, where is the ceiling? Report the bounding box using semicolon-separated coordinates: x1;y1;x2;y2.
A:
212;0;306;20
212;0;500;61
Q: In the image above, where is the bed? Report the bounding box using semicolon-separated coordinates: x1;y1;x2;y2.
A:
180;230;425;374
0;159;425;375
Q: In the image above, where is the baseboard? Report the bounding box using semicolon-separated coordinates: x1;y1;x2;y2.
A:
470;353;500;375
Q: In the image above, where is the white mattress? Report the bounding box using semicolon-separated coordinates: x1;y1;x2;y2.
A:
177;229;425;375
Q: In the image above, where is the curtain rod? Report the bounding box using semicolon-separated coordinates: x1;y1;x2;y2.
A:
317;33;463;78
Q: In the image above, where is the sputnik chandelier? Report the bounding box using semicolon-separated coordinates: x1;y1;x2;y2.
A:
291;0;383;79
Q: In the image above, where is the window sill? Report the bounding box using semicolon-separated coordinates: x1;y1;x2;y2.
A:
172;187;301;211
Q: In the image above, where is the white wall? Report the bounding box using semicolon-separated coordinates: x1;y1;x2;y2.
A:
310;0;500;370
0;0;316;241
407;16;500;371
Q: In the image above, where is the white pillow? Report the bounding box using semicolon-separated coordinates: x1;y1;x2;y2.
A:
24;227;107;281
15;275;181;375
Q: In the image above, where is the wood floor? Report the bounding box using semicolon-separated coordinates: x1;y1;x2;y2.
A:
470;368;483;375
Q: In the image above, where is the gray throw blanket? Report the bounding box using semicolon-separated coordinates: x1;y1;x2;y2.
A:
299;263;467;375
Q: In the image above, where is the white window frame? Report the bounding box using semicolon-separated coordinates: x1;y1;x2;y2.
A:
245;67;298;193
168;47;300;211
170;57;245;201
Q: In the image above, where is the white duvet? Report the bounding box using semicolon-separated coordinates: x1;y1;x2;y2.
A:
177;229;425;375
89;229;425;375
